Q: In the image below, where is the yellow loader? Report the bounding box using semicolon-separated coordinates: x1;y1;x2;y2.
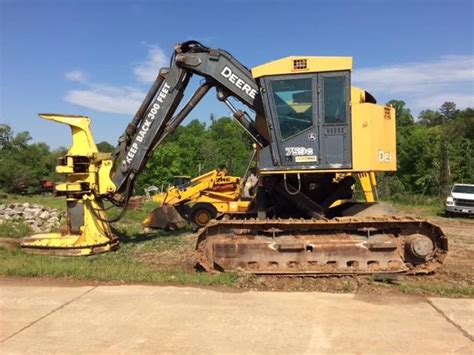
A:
143;168;253;230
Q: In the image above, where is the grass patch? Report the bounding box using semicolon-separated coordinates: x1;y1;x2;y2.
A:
397;281;474;298
0;193;66;210
383;195;445;217
0;195;237;287
365;276;474;298
0;220;33;239
0;243;238;287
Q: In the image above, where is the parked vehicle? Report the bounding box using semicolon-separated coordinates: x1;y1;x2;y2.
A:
446;183;474;216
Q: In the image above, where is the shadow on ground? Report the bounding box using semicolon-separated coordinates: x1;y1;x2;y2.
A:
112;227;191;245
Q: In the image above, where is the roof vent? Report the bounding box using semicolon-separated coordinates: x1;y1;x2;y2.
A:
293;58;308;71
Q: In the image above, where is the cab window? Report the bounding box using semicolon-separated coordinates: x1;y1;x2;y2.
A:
323;76;347;124
271;78;313;140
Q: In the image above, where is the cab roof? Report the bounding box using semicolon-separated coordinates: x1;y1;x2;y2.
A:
251;56;353;79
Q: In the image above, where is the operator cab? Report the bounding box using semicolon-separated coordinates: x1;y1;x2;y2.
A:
172;175;191;188
252;57;352;172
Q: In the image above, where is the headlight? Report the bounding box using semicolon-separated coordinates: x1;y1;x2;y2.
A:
446;196;454;205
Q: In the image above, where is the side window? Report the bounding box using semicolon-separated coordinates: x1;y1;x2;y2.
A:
271;78;313;140
323;76;347;124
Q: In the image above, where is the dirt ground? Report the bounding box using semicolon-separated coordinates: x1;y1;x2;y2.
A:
424;217;474;283
134;215;474;296
2;200;472;296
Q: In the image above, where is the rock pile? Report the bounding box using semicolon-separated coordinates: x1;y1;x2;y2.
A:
0;203;65;233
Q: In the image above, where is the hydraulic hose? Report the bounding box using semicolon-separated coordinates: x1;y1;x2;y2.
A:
86;178;135;223
284;173;302;195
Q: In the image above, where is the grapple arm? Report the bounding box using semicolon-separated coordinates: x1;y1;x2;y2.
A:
112;41;267;195
21;41;269;256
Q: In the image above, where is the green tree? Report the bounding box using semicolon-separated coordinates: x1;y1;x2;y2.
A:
97;141;115;153
397;124;440;194
207;117;253;176
418;109;443;127
136;142;185;193
448;107;474;183
456;108;474;140
133;116;253;193
387;100;414;127
438;102;454;194
0;124;52;192
439;102;458;122
400;102;474;196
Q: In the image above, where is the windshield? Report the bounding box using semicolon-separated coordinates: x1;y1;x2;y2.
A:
452;185;474;194
271;78;313;140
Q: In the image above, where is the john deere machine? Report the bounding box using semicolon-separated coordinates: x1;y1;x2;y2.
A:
21;41;447;275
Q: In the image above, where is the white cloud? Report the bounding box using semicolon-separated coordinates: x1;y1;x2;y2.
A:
412;93;474;111
64;44;168;114
133;46;168;83
65;70;88;83
64;85;145;115
354;56;474;93
64;45;473;116
353;55;474;112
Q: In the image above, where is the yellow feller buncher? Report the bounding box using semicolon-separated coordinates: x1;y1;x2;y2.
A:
143;168;253;230
21;41;447;275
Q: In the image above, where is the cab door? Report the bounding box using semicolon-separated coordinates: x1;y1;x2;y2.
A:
318;71;352;168
260;74;320;168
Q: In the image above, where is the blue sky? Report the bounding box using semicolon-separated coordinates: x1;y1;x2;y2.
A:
1;0;473;148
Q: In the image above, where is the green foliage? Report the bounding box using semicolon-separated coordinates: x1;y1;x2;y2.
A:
380;102;474;198
0;246;239;287
387;99;414;127
0;117;253;195
377;174;407;199
387;194;445;217
207;117;253;175
400;125;440;194
97;141;115;153
398;281;474;298
0;124;54;193
135;117;253;193
2;103;472;199
0;220;33;239
416;103;471;192
439;102;458;121
418;109;443;127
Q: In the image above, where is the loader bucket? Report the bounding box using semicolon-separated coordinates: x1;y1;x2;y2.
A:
143;205;188;231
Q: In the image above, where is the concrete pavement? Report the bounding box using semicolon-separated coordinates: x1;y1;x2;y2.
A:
0;282;473;354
